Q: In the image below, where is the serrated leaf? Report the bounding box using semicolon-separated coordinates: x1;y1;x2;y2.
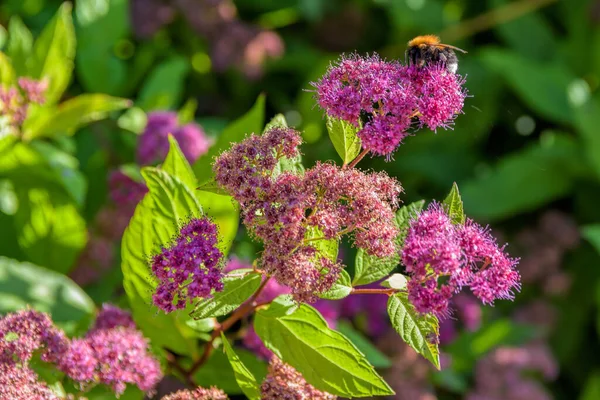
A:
196;179;230;196
326;116;362;165
442;182;465;225
387;292;440;369
162;135;197;189
381;273;407;290
306;226;338;262
254;303;394;397
352;201;424;286
221;333;261;400
22;94;131;140
191;270;262;319
194;94;265;183
319;269;352;300
336;321;392;368
0;257;95;335
263;113;288;132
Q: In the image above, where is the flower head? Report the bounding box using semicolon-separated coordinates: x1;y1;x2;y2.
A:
313;54;467;157
161;386;228;400
0;364;59;400
261;357;337;399
402;202;520;317
151;217;225;313
91;304;136;332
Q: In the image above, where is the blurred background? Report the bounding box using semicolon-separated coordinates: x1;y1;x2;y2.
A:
1;0;600;399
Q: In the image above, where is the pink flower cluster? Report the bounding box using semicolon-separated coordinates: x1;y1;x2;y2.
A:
161;386;228;400
0;77;48;133
137;111;211;165
261;357;337;399
151;217;225;312
214;127;401;302
402;203;520;317
0;306;162;397
313;54;467;157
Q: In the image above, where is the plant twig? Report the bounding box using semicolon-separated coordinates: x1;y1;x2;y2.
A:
347;148;369;169
351;287;398;296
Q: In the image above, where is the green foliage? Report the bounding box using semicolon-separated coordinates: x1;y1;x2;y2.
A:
191;270;262;319
325;116;362;165
319;269;352;300
138;56;190;111
221;333;262;400
254;298;394;397
0;257;95;335
336;321;392;369
387;292;440;369
443;182;466;225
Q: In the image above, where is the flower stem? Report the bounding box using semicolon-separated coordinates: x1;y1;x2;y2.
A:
187;275;272;376
351;287;398;296
347;148;369;169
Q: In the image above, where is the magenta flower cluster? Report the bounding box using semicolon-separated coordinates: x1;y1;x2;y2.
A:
151;217;225;313
137;111;211;165
161;386;229;400
0;77;48;133
313;54;467;157
402;203;520;317
0;306;162;397
214;127;401;302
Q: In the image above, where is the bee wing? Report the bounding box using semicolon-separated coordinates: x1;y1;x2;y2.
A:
439;43;467;53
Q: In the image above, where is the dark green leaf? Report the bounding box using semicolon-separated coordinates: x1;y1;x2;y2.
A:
580;371;600;400
319;269;352;300
326;116;362;165
28;3;76;105
22;94;131;140
336;321;392;368
395;199;425;248
138;56;190;111
193;95;265;183
387;292;440;369
582;225;600;255
442;182;465;225
254;303;394;397
191;270;262;319
574;99;600;180
221;333;261;400
0;257;95;335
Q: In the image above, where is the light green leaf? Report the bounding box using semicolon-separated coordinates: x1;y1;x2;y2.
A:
195;179;230;196
381;273;407;290
162;135;197;189
193;94;265;183
306;226;339;262
23;94;131;140
185;318;216;333
138;56;189;111
28;3;76;105
326;116;362;165
442;182;465;225
0;257;95;335
178;98;198;124
254;302;394;397
319;269;352;300
6;16;32;75
352;200;424;286
582;225;600;255
263;113;287;132
580;371;600;400
191;270;262;319
336;321;392;369
387;292;440;369
0;52;15;85
221;333;261;400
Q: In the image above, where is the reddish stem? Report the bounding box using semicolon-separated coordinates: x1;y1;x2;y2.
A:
187;276;271;376
346;148;370;169
351;287;398;296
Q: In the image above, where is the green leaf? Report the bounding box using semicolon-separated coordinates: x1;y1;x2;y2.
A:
221;333;261;400
22;94;131;140
480;49;574;124
381;273;407;290
178;98;198;124
580;371;600;400
352;200;424;286
28;3;76;105
442;182;465;225
121;166;203;355
0;257;95;335
196;179;230;196
185;318;216;333
191;270;262;319
254;303;394;397
326;116;362;165
263;113;288;132
582;225;600;255
0;52;16;85
574;99;600;180
387;292;440;369
162;135;197;189
462;133;585;221
319;269;352;300
193;347;267;394
336;321;392;369
138;56;189;111
6;16;32;75
306;226;339;262
193;95;265;184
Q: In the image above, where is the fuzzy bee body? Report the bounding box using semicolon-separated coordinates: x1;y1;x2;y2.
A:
406;35;466;74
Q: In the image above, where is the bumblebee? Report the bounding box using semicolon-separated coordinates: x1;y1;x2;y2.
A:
406;35;467;73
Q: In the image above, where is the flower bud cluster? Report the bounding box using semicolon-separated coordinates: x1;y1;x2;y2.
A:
261;356;337;399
